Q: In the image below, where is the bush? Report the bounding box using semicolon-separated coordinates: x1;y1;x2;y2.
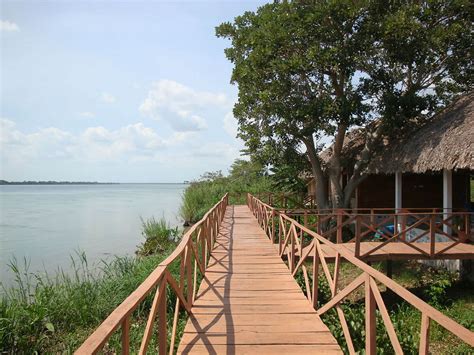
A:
137;217;180;256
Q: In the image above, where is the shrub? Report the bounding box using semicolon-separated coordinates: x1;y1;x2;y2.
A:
138;217;180;256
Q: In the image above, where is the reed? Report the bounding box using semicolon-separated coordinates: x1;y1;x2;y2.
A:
0;250;176;353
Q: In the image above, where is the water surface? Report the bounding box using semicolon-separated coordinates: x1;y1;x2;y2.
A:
0;184;186;287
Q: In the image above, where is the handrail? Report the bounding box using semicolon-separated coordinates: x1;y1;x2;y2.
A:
76;193;229;355
253;192;470;213
284;208;472;257
284;208;471;216
248;193;474;354
253;191;317;209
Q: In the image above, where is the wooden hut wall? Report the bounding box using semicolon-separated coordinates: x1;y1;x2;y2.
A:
356;171;470;209
356;174;395;208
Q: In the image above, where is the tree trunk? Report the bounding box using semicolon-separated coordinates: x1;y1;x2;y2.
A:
302;137;329;210
343;174;367;208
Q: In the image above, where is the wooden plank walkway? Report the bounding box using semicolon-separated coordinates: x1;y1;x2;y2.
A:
177;205;341;354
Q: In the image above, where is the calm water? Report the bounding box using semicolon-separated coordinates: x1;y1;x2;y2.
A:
0;184;186;287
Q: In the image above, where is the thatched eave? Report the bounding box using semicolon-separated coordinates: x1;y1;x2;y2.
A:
320;93;474;175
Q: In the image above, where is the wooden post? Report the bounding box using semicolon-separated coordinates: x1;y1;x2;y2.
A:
332;253;340;296
271;210;276;244
401;213;407;241
121;316;130;355
200;228;205;268
186;247;193;304
355;215;361;258
336;209;343;243
419;313;430;355
312;241;319;310
365;275;376;354
158;283;167;355
278;217;282;254
430;215;436;257
289;232;292;272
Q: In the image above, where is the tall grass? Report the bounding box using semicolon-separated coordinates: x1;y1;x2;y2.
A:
138;217;180;255
0;218;181;353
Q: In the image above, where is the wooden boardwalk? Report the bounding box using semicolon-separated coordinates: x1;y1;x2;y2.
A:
177;205;341;354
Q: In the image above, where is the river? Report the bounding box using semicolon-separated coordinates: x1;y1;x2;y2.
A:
0;183;186;288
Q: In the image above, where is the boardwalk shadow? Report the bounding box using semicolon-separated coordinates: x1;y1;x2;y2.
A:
180;206;235;355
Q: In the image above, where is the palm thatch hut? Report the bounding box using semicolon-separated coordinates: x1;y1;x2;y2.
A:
309;92;474;210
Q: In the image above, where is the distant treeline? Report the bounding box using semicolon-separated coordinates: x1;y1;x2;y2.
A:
0;180;117;185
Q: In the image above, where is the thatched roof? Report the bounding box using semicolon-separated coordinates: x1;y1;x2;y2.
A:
321;93;474;174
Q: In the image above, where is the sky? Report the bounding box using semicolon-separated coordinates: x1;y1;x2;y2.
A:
0;0;268;182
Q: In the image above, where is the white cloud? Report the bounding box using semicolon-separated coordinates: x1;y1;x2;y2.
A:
0;119;185;163
99;92;116;104
0;20;20;32
76;123;165;161
1;118;73;160
223;111;238;138
139;79;231;132
192;142;238;159
0;116;245;180
78;111;96;118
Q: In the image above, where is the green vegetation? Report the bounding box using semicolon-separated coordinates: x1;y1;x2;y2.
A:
217;0;472;208
180;159;289;224
0;218;183;354
295;261;474;354
137;217;180;256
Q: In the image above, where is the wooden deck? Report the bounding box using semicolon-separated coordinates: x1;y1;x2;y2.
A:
177;205;341;354
320;242;474;261
287;242;474;262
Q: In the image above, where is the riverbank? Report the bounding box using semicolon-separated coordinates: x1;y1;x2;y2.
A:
0;214;187;353
0;249;175;352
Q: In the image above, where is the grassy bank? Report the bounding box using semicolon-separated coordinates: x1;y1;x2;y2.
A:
0;217;182;353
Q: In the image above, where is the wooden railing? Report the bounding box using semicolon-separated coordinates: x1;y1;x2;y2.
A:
254;192;316;209
284;208;472;259
76;194;229;355
247;194;474;354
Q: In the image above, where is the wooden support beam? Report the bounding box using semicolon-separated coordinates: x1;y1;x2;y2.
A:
365;275;376;355
121;316;130;355
419;313;430;355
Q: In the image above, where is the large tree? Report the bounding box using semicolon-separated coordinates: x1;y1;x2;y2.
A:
216;0;473;208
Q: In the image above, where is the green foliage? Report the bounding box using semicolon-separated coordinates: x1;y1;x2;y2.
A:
295;261;472;354
0;210;190;354
137;217;180;256
416;266;457;308
216;0;473;208
320;299;419;353
180;159;275;224
0;251;176;353
179;177;229;224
